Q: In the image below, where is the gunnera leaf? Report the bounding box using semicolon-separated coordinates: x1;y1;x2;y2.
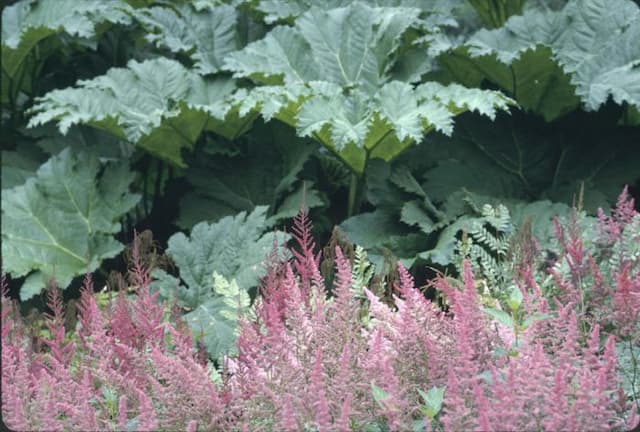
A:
134;3;241;75
177;123;324;228
27;58;239;167
1;141;47;190
1;148;140;300
254;0;460;28
181;272;252;361
1;0;133;79
340;208;423;268
152;207;288;360
157;206;289;308
417;113;640;213
225;2;420;92
225;3;513;173
439;0;640;120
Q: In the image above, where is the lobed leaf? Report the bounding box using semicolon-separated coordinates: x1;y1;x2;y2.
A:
177;123;324;228
440;0;640;119
135;3;240;75
159;206;288;308
1;148;139;299
28;58;238;167
1;0;132;79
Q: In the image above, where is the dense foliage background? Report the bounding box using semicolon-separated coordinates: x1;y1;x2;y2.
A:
3;0;639;304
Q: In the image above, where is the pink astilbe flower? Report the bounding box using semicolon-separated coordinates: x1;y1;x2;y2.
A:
597;185;637;243
1;339;32;431
290;206;323;295
437;262;493;431
367;264;453;402
280;394;299;432
110;288;141;348
365;330;407;430
76;273;104;342
136;388;158;431
611;264;640;337
330;345;355;429
236;245;396;429
128;233;165;346
436;285;631;431
147;345;229;430
438;261;494;368
4;199;638;431
1;263;232;431
42;283;75;368
550;213;587;307
310;349;331;431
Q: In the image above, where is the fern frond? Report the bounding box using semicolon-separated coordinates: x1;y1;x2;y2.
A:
351;245;375;298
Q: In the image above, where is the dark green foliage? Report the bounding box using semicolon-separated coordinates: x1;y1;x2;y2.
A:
2;0;639;322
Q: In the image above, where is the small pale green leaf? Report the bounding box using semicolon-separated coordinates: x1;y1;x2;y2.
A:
417;386;445;419
371;383;389;407
481;306;513;328
507;285;523;311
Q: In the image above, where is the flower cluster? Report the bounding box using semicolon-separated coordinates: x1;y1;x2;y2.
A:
2;190;639;431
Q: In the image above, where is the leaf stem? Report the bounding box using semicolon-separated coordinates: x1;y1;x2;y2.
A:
347;173;359;218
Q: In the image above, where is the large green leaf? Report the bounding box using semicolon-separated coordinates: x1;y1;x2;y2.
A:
1;142;47;190
182;273;251;361
438;46;581;122
226;2;419;93
177;123;324;228
229;80;511;174
1;148;140;299
419;113;640;212
152;207;288;360
134;3;240;75
294;81;511;173
466;0;524;28
26;125;136;160
340;207;423;268
1;0;132;79
160;206;288;306
254;0;460;27
341;108;636;269
439;0;640;120
225;3;512;173
27;58;240;167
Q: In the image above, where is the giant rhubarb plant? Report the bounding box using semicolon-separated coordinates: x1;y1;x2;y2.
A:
224;2;513;215
1;148;140;300
437;0;640;123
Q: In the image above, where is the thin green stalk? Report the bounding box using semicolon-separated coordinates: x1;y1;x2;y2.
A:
347;173;359;218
